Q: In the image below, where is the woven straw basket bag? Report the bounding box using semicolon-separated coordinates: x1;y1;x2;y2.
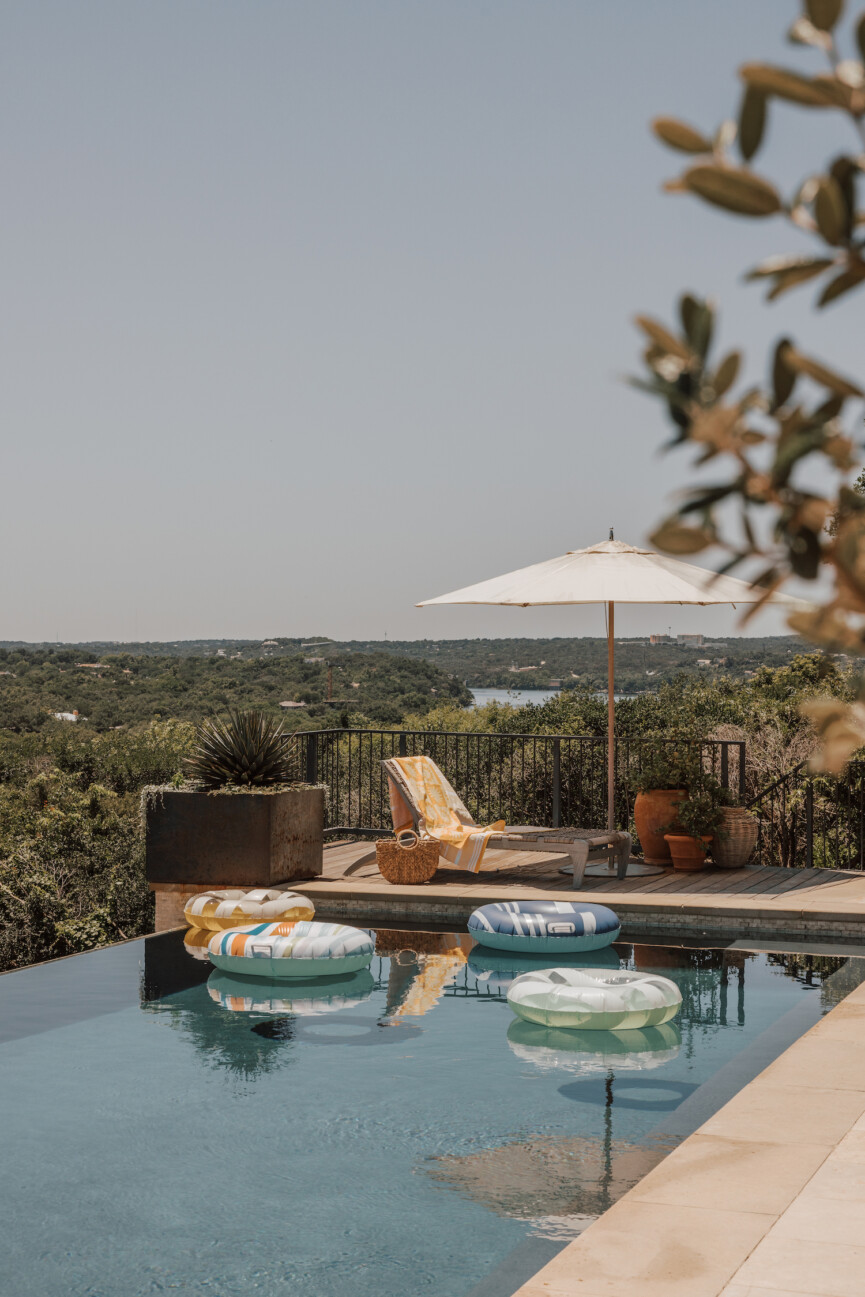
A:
713;807;759;869
376;829;440;884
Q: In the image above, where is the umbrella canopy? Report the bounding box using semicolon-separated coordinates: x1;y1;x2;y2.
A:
418;538;784;608
418;537;799;848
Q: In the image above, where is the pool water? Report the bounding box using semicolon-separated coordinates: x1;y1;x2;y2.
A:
0;928;861;1297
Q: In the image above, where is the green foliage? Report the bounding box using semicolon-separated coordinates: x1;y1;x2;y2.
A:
629;736;705;793
634;1;865;768
0;723;192;971
185;711;291;788
0;646;471;734
668;782;729;843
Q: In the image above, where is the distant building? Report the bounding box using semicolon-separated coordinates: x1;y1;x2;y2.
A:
261;640;278;647
279;700;306;709
53;710;83;722
76;662;104;669
677;634;704;647
304;657;325;664
649;634;672;645
696;659;711;667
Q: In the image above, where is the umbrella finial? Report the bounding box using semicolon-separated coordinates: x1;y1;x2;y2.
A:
609;526;614;541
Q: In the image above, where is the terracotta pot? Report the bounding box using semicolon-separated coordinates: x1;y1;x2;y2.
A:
664;833;712;871
713;807;759;869
634;789;687;864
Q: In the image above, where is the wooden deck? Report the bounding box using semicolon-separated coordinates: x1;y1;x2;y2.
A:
298;841;865;943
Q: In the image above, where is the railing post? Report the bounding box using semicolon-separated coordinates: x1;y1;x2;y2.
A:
552;739;561;828
305;731;319;785
738;742;746;801
720;742;729;791
398;732;407;757
805;780;814;869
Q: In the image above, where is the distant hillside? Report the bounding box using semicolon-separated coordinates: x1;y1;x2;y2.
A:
0;647;470;733
0;634;849;702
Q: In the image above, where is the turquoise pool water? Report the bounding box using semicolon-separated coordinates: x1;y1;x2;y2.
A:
0;928;861;1297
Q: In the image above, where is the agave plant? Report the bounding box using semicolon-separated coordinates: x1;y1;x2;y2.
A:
185;711;291;788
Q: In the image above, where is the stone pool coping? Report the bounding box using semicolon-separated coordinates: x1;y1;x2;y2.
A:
514;977;865;1297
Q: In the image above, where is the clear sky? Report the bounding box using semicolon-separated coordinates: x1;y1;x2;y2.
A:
3;1;860;643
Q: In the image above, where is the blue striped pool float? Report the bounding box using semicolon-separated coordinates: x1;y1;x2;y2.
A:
468;900;620;954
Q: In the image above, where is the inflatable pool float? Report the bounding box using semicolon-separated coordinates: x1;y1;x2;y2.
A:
507;967;681;1030
468;944;619;996
183;888;314;932
207;968;374;1015
207;920;374;980
507;1017;681;1075
468;901;620;954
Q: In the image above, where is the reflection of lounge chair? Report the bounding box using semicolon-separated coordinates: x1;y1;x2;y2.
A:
380;755;631;890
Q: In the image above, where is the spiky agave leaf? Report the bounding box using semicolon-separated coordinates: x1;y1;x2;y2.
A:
185;710;291;788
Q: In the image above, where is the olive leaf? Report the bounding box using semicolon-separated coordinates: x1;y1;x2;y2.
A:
683;164;782;216
785;345;865;396
818;263;865;305
712;351;741;396
788;15;833;48
814;175;849;243
744;258;837;305
805;0;844;31
679;293;714;358
649;519;714;555
633;315;692;360
652;117;713;153
740;62;839;106
772;338;797;408
739;86;767;161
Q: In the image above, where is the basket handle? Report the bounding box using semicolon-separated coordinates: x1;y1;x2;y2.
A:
396;828;420;851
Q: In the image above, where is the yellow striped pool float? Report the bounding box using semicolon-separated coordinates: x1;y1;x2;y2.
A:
183;888;314;932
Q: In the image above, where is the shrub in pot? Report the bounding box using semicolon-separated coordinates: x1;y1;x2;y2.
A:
143;711;324;889
663;782;726;872
631;740;705;865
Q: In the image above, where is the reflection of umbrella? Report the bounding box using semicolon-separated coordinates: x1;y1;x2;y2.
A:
419;535;796;864
425;1129;674;1232
468;945;619;997
207;968;374;1015
506;1017;681;1075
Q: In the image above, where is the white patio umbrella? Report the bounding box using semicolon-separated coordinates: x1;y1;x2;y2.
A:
418;534;797;858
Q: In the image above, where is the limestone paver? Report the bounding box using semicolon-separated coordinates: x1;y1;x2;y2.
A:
700;1084;865;1147
730;1236;865;1296
512;1200;774;1297
769;1192;865;1245
720;1288;827;1297
803;1150;865;1201
759;1037;865;1092
627;1134;830;1216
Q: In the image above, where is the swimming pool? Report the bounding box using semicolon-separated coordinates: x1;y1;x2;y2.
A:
1;926;861;1297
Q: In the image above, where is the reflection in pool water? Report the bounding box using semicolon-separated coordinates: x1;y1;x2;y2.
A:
1;927;862;1297
207;967;375;1015
468;944;619;996
506;1017;681;1075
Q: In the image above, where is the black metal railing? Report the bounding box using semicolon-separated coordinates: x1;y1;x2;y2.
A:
749;759;865;871
286;728;746;839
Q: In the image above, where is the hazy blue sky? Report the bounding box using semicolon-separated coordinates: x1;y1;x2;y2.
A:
3;1;861;642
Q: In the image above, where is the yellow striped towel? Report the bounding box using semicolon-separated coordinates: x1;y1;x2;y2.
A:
386;755;504;873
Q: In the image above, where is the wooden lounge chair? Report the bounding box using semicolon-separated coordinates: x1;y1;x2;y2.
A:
379;755;631;890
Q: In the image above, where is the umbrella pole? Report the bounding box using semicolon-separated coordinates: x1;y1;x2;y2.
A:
607;600;615;833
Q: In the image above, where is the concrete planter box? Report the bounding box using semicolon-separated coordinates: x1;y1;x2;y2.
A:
144;786;324;888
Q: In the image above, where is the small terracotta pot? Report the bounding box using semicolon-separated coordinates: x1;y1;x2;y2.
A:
664;833;712;871
634;789;687;864
712;807;759;869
